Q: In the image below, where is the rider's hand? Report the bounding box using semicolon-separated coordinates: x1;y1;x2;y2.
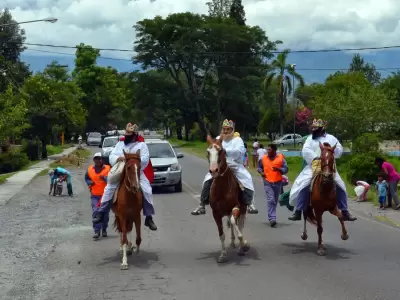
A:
116;156;125;162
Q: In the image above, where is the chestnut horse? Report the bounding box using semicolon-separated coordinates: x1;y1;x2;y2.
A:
112;149;143;270
301;142;349;256
206;135;250;263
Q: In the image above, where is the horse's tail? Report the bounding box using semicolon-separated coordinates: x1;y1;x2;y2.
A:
305;205;318;226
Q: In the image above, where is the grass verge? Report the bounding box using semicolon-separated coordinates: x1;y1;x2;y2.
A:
47;143;75;156
0;173;14;184
49;148;91;168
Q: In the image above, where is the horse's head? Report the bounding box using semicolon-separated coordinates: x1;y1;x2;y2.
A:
123;149;141;193
206;135;227;177
319;142;337;182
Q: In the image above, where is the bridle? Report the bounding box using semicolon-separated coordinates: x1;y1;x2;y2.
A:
319;147;336;183
207;143;229;177
124;156;141;193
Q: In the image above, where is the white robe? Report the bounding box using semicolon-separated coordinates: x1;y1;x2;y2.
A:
101;141;153;205
289;134;347;207
203;136;254;191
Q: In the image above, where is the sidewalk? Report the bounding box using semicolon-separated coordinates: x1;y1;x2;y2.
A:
348;199;400;227
0;146;77;206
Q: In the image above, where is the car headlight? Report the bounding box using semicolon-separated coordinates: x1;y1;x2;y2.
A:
170;163;181;171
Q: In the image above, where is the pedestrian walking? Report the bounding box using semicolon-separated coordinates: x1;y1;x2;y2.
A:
85;152;111;240
256;144;267;161
375;157;400;210
251;138;259;168
257;144;288;227
376;173;388;209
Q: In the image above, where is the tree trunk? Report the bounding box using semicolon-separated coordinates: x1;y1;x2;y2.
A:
279;84;285;136
184;123;190;141
41;138;48;159
176;126;183;140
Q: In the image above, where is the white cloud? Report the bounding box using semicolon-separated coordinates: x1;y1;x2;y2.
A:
5;0;400;60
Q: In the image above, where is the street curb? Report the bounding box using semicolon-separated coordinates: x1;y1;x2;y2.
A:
0;146;77;206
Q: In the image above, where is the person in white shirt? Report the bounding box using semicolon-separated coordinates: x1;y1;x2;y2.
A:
256;144;267;161
354;180;370;202
251;139;259;168
191;119;256;215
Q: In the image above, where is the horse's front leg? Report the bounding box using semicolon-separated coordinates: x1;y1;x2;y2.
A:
237;210;250;255
316;212;325;256
331;207;349;241
212;211;227;263
229;215;236;249
231;206;248;256
301;211;308;240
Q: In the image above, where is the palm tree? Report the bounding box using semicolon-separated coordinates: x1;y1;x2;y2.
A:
263;49;305;135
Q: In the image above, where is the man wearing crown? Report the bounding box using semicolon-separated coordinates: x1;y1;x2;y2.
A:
288;118;357;222
191;119;257;215
92;123;157;231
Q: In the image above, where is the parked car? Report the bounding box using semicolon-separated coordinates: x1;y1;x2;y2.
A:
272;134;303;147
145;139;184;192
87;132;102;146
99;136;120;165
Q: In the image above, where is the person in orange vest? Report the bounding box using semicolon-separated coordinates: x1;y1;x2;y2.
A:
257;143;288;227
85;152;111;240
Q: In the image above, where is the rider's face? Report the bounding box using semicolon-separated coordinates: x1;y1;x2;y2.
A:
222;127;233;135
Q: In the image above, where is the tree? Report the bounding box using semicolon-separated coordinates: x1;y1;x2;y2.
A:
73;43;130;132
0;9;31;93
22;73;86;158
311;72;400;141
379;71;400;107
43;61;70;82
348;54;381;85
0;85;28;151
263;49;305;135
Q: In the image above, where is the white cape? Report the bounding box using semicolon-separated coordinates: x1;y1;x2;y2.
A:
289;134;347;207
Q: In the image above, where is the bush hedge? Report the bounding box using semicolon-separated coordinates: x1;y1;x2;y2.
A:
0;151;29;173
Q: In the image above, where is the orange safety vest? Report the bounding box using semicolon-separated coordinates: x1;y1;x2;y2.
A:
87;165;111;196
261;153;284;183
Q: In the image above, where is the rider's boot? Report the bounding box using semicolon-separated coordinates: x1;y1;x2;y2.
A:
145;216;157;231
342;210;357;221
102;230;108;237
288;210;302;221
247;204;258;214
191;205;206;215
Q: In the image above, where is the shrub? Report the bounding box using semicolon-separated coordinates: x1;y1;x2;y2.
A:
0;150;29;173
352;133;380;153
345;151;381;184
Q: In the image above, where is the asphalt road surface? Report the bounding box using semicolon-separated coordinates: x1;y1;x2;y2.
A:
1;147;400;300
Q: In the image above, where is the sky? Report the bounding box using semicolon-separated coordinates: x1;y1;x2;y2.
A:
5;0;400;83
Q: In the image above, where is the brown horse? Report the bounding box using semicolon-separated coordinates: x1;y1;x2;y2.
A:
206;135;250;263
112;149;143;270
301;142;349;256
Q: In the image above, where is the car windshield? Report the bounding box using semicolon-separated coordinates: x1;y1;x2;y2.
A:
147;143;175;158
103;137;118;147
89;132;101;138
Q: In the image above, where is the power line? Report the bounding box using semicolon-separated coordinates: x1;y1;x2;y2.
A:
17;42;400;54
23;48;400;72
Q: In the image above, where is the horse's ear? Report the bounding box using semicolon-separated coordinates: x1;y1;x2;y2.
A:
206;135;213;145
332;143;337;152
136;149;141;156
319;142;324;151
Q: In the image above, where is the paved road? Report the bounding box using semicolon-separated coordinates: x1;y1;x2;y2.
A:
1;147;399;300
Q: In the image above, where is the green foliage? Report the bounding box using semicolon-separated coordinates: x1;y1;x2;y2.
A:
0;150;29;173
345;152;381;184
352;133;380;153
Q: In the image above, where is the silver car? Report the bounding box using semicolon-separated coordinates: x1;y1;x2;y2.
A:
272;134;303;147
87;132;102;146
146;139;184;192
100;136;120;165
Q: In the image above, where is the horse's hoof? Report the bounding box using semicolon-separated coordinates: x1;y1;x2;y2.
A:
301;233;308;240
242;242;250;252
127;249;133;256
229;243;236;249
217;255;228;263
317;248;325;256
120;264;129;270
341;233;349;240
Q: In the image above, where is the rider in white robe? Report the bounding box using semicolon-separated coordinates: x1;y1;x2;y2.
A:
191;119;257;215
92;123;157;231
288;119;357;222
